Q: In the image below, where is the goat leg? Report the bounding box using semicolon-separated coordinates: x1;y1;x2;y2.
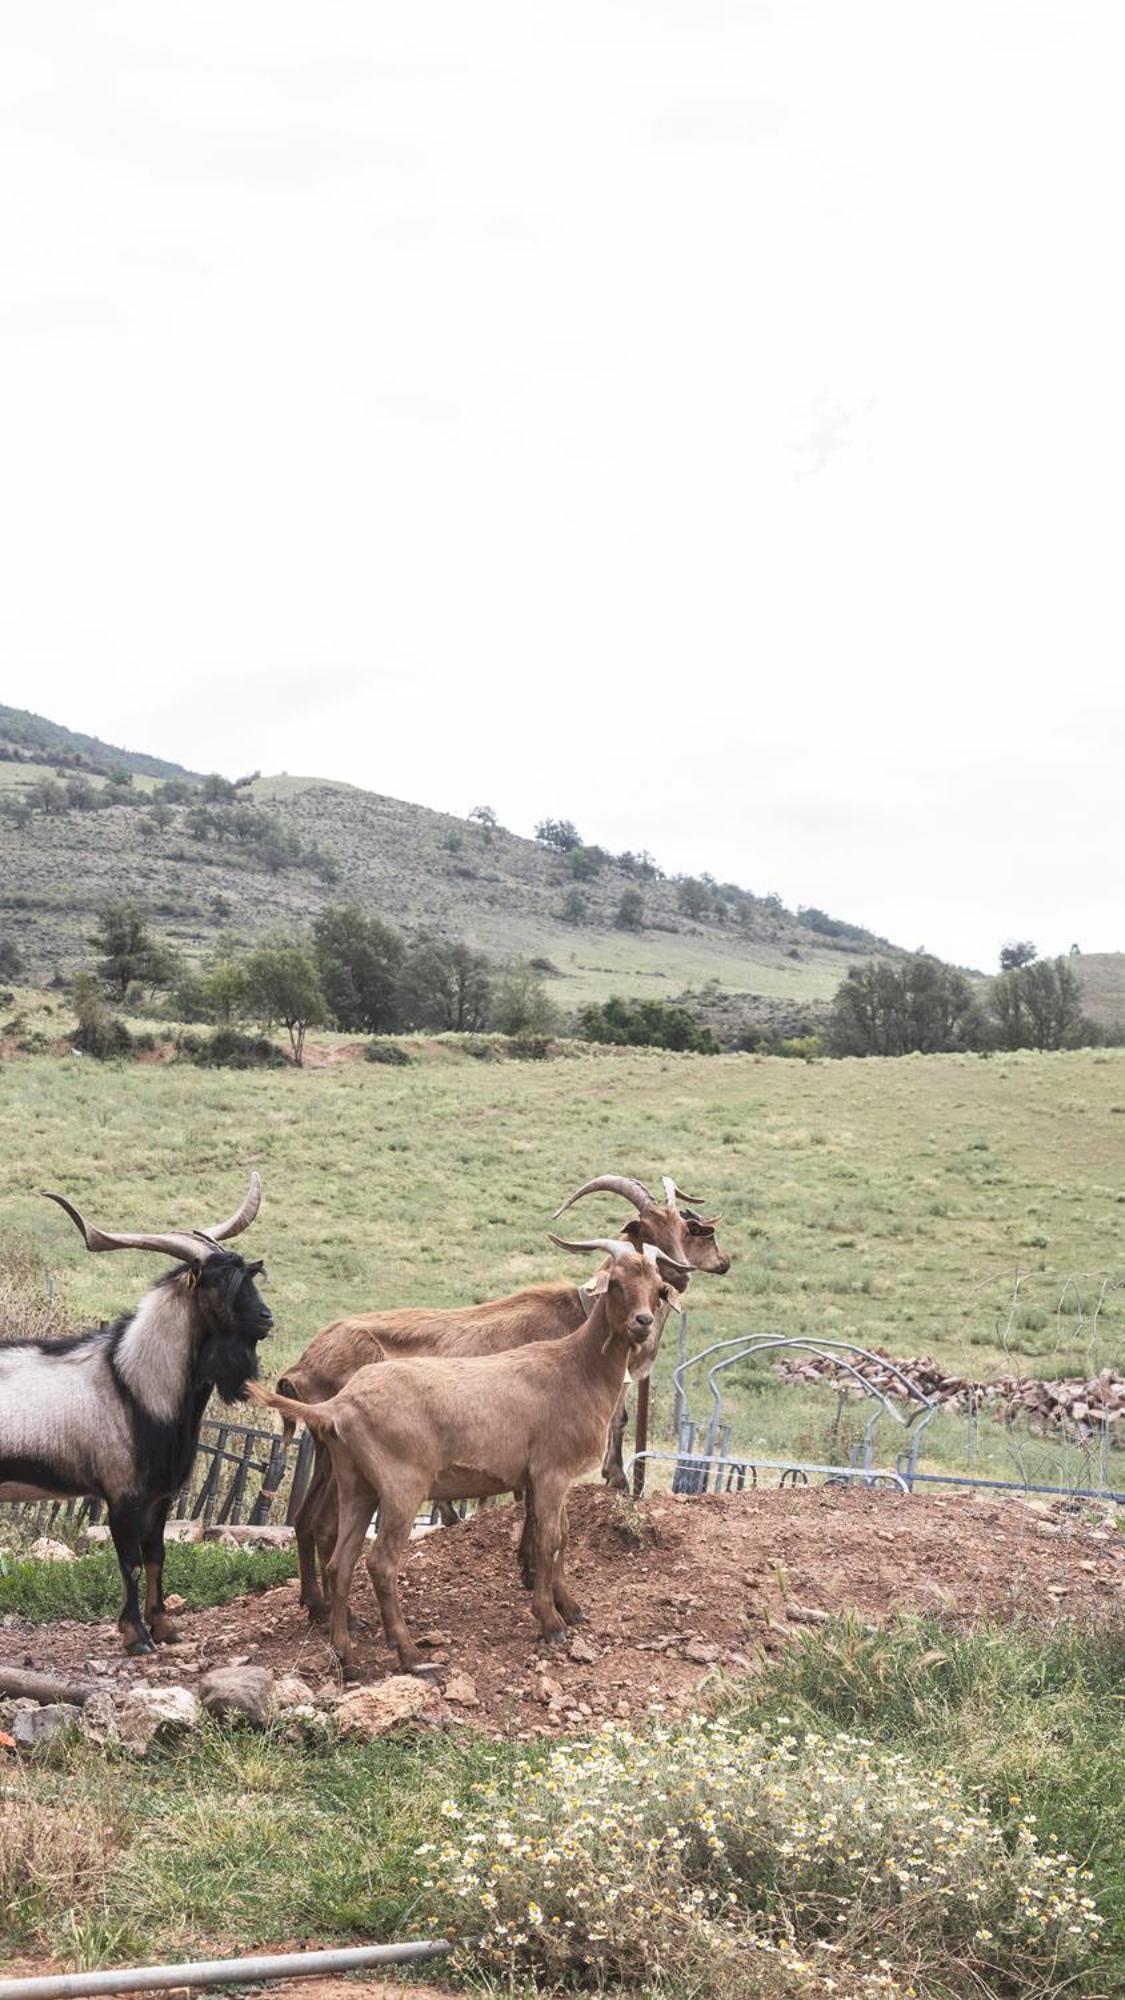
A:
295;1445;331;1623
323;1460;378;1677
526;1473;570;1646
108;1500;156;1656
366;1484;430;1674
600;1390;630;1493
141;1498;180;1644
551;1495;585;1627
517;1489;536;1591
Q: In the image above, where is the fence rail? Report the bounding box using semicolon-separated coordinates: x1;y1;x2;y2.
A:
0;1417;311;1538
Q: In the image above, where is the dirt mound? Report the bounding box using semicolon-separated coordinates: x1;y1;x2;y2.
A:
5;1488;1124;1737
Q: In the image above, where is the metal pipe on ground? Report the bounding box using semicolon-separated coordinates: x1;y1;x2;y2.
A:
0;1941;451;2000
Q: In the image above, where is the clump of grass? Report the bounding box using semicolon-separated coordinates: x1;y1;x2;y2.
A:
0;1238;70;1346
607;1492;652;1549
0;1771;122;1948
419;1715;1102;1994
0;1542;297;1619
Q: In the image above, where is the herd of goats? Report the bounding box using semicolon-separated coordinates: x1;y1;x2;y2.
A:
0;1172;731;1676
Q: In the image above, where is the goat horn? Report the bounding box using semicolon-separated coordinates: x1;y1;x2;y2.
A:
549;1233;632;1262
661;1175;703;1209
40;1172;262;1264
642;1242;693;1273
205;1172;262;1242
551;1175;655;1220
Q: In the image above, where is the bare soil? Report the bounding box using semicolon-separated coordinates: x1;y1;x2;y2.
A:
4;1487;1125;1735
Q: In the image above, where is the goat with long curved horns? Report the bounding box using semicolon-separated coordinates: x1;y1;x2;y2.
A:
0;1174;271;1655
552;1172;730;1487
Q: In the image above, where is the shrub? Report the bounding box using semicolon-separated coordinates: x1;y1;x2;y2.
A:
579;995;717;1053
364;1038;411;1065
614;887;645;930
177;1028;287;1069
534;817;582;853
420;1716;1103;1993
70;992;132;1060
560;888;588;925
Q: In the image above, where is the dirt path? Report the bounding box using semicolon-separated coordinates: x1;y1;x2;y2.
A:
4;1486;1123;1734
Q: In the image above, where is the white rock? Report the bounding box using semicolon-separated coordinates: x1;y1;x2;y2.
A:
117;1685;203;1753
13;1703;81;1748
28;1537;75;1564
272;1674;317;1713
79;1691;120;1748
335;1677;437;1739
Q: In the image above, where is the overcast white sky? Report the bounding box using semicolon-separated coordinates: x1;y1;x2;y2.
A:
1;2;1121;973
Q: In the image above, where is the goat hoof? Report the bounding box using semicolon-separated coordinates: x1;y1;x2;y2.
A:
541;1627;570;1649
125;1634;157;1657
305;1604;330;1628
603;1472;629;1494
408;1662;442;1681
561;1606;585;1627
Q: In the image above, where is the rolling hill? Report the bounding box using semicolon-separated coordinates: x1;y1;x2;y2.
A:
0;714;898;1022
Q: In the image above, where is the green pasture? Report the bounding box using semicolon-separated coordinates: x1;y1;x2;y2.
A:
2;1041;1123;1489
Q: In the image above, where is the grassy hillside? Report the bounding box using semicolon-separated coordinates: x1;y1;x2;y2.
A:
2;1042;1122;1487
0;765;880;1014
0;704;198;780
1074;952;1125;1030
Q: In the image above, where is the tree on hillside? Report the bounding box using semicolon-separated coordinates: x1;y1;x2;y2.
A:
241;944;326;1065
615;888;645;931
567;844;607;881
999;940;1037;971
991;956;1084;1051
92;903;178;1000
827;954;983;1057
491;960;557;1036
0;938;22;980
468;805;500;846
676;876;711;920
313;904;404;1033
560;888;589;924
397;935;492;1032
578;996;717;1054
534;818;582;853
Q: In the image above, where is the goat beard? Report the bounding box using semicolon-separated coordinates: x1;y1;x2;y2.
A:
199;1328;262;1405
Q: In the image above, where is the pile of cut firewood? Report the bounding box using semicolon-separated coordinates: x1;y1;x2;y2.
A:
777;1348;1125;1446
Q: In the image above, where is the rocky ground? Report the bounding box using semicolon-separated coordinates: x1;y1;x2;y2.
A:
4;1485;1124;1745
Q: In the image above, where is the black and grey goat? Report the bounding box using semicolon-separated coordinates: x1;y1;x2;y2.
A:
0;1173;272;1654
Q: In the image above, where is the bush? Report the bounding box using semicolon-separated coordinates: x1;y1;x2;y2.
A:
364;1038;411;1065
177;1028;287;1069
70;993;132;1060
615;887;645;930
420;1714;1102;1993
579;995;718;1053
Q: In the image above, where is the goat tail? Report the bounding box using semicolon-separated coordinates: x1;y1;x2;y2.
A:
246;1378;335;1440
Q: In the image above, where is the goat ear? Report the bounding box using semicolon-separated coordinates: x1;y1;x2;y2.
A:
177;1260;203;1292
590;1269;611;1295
620;1217;646;1246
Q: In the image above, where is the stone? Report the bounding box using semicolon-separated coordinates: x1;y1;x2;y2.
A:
0;1697;39;1731
199;1665;276;1726
117;1686;203;1753
79;1691;120;1748
334;1677;437;1739
683;1639;720;1664
272;1674;317;1712
13;1703;81;1749
28;1537;75;1564
443;1672;480;1707
567;1636;598;1664
536;1676;563;1705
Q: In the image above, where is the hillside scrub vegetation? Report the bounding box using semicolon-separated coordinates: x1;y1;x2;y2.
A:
828;952;1109;1057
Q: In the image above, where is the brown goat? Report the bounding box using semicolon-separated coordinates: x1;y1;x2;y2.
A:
249;1239;679;1671
281;1173;730;1620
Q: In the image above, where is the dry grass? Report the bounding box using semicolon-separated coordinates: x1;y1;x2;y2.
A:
0;1239;71;1345
0;1772;122;1948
